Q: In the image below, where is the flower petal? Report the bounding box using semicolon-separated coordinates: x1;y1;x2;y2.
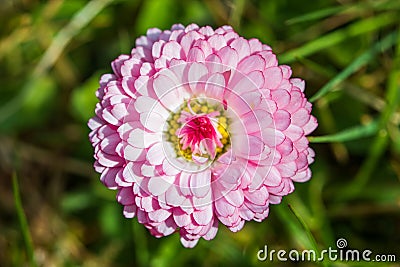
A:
148;175;175;196
193;204;213;225
189;170;211;198
140;111;166;132
147;142;165;165
153;74;182;110
128;128;161;148
188;62;208;94
205;73;225;100
263;67;283;89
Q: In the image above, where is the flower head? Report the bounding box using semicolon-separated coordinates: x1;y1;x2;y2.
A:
88;24;317;247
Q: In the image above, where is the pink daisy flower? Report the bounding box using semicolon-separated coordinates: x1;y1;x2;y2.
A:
88;24;317;248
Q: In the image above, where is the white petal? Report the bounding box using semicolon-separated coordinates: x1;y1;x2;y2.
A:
141;164;155;177
263;67;283;89
134;96;170;119
188;62;208;94
124;145;144;161
192;189;212;209
205;73;225;100
231;74;259;95
162;41;183;60
230;37;251;60
193;205;213;225
179;172;192;197
214;197;235;217
123;162;143;184
162;159;181;175
264;166;282;186
224;189;244;207
203;220;219;240
262;128;285;147
155;219;176;236
140;112;166;132
148;175;175;196
232;134;266;157
192;154;209;164
123;205;137;218
189;170;211;198
153;74;181;110
128;128;161;148
146;142;165;165
173;210;191;227
148;209;171;222
165;185;186;207
180;237;199;248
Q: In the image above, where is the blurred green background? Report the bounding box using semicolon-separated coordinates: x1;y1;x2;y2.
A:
1;0;399;266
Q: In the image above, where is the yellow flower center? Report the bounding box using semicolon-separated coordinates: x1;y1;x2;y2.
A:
165;99;230;162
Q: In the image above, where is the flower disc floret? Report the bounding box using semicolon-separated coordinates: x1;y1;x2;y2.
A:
165;99;231;164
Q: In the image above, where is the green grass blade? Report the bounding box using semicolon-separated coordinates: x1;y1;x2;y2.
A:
275;203;327;266
287;205;325;265
229;0;246;29
310;31;398;102
339;27;400;201
308;120;379;143
274;204;312;248
280;12;397;63
286;1;400;25
286;6;345;25
34;0;115;76
12;172;38;267
0;0;114;125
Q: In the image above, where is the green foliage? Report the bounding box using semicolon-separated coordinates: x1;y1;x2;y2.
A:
1;0;400;266
135;0;177;34
71;71;103;122
12;172;38;267
0;74;57;133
